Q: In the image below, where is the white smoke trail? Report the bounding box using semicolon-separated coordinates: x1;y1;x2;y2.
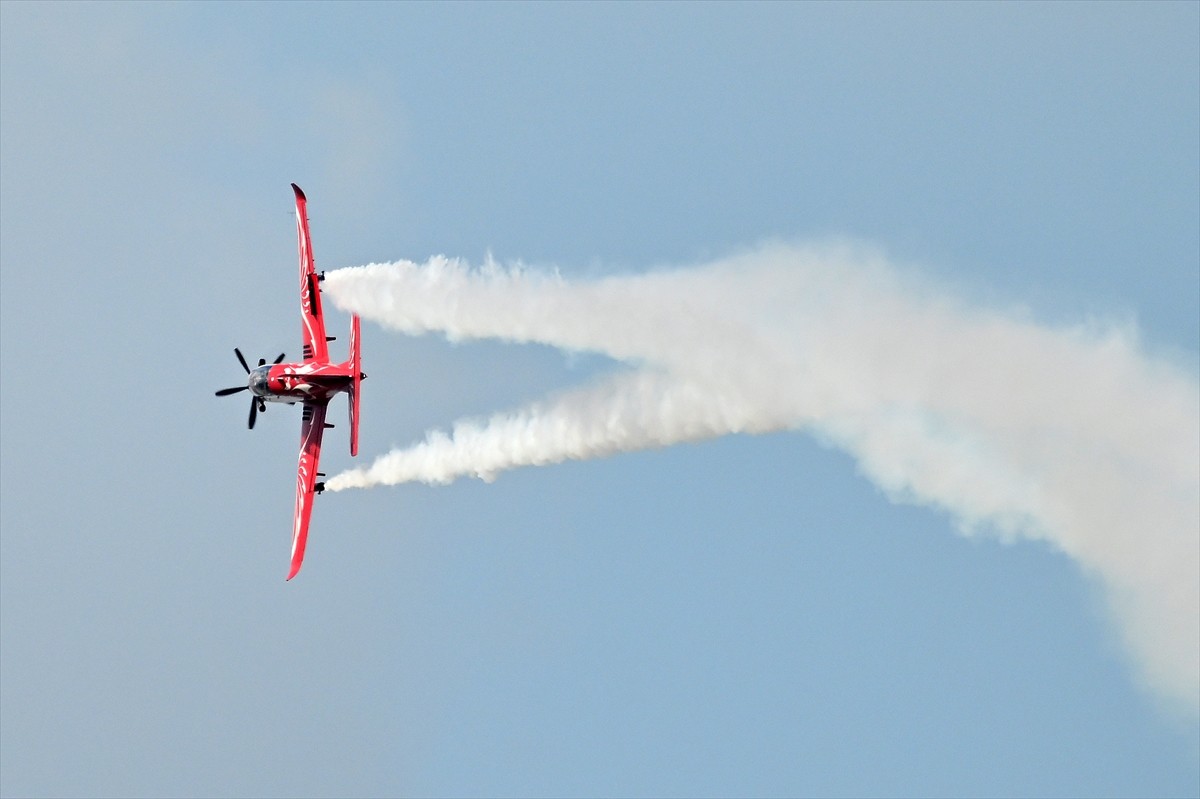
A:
322;242;1199;712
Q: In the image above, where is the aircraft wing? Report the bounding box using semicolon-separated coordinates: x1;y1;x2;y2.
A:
293;183;329;364
288;400;327;580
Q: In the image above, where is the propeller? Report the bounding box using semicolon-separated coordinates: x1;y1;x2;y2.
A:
215;348;285;429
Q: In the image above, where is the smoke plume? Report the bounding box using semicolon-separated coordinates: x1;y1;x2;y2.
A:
322;242;1199;712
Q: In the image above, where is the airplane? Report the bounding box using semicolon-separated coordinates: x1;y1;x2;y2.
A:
215;184;365;580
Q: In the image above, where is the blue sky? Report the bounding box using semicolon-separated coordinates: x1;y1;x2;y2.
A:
1;3;1197;798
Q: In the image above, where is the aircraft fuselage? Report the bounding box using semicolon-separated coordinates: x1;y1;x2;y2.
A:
247;362;357;404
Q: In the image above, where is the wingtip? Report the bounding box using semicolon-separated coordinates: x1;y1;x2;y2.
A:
287;547;305;580
291;183;306;200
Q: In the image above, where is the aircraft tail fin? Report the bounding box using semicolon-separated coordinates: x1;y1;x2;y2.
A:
348;314;362;457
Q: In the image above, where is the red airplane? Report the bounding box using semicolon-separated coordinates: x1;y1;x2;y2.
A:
216;184;365;580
